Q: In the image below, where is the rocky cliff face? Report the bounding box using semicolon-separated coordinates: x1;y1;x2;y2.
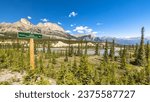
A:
0;18;65;32
0;18;75;39
37;22;64;32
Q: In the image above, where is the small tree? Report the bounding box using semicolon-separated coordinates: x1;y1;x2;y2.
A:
69;46;74;57
134;43;138;58
38;56;44;74
77;43;80;56
121;45;127;70
95;43;99;55
47;41;51;54
78;56;94;85
104;40;109;63
109;39;115;61
72;56;78;75
84;42;88;55
145;41;150;63
64;48;68;62
56;64;66;84
80;41;83;56
43;41;46;53
52;56;56;64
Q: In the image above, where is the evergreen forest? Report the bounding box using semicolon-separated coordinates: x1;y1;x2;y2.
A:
0;27;150;85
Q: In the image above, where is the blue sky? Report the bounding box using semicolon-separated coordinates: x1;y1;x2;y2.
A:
0;0;150;37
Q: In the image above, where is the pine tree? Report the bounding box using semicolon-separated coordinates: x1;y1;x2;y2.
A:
21;43;25;53
134;43;138;58
64;63;80;85
38;56;44;74
64;48;68;62
47;41;51;54
109;39;115;61
77;43;80;56
52;56;56;64
63;71;80;85
135;27;146;66
35;56;38;68
16;39;20;51
145;62;150;84
77;56;94;85
95;43;99;55
80;41;83;56
69;46;74;57
104;40;109;63
68;39;71;57
57;63;80;85
43;41;46;53
121;45;127;70
145;41;150;63
34;41;37;54
94;69;100;84
119;46;123;54
72;56;78;75
56;64;66;84
145;42;150;84
109;63;117;84
84;42;88;55
126;47;130;64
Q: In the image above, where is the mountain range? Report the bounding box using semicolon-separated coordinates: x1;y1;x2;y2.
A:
0;18;150;45
94;36;150;45
0;18;76;40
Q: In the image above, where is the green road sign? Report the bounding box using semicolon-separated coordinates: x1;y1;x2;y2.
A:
18;32;42;39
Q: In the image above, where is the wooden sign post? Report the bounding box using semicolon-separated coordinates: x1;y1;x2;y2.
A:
17;32;42;70
30;38;35;70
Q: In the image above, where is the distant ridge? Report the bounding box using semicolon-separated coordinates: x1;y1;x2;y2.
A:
0;18;76;40
0;19;150;44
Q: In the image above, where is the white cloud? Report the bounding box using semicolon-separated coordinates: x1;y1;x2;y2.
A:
70;24;76;27
92;32;98;34
77;30;84;33
91;32;98;36
58;22;62;25
96;22;103;26
65;30;71;33
41;18;49;22
73;26;98;36
27;16;32;19
69;11;78;17
73;26;93;34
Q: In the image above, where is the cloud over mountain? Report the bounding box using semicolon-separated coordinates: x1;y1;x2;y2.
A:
69;12;78;17
73;26;97;36
41;18;49;22
65;30;71;33
57;22;62;25
27;16;32;20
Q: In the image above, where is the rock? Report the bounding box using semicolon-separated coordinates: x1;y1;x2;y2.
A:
37;22;64;32
20;18;32;26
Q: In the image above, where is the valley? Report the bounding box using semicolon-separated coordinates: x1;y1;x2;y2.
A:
0;19;149;85
0;28;149;85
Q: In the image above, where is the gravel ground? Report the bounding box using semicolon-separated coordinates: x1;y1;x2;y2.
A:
0;69;25;84
0;69;56;85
